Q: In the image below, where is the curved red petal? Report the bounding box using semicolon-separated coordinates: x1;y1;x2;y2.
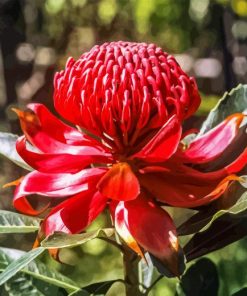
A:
14;168;106;204
14;195;50;216
181;114;244;164
4;177;49;216
27;103;90;145
131;115;182;162
115;196;182;276
226;147;247;174
14;105;111;156
97;162;140;201
139;168;239;207
16;136;110;173
43;190;107;235
110;201;144;258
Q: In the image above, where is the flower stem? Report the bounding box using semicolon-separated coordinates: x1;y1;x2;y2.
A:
122;245;143;296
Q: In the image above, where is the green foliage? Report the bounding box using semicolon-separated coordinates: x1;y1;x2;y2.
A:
41;229;115;249
199;84;247;135
41;0;233;55
70;280;120;296
176;258;219;296
232;287;247;296
0;248;45;286
0;211;41;234
0;228;119;295
0;248;79;293
0;133;32;171
183;210;247;262
3;273;66;296
178;192;247;236
177;84;247;263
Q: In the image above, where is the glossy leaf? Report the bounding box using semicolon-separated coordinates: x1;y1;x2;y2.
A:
0;247;79;293
0;248;45;286
68;280;121;296
82;280;118;295
177;209;215;236
184;210;247;261
176;258;219;296
199;192;247;232
41;228;115;249
240;175;247;188
68;290;89;296
0;132;32;170
178;191;247;236
0;210;41;233
4;273;67;296
232;288;247;296
199;84;247;135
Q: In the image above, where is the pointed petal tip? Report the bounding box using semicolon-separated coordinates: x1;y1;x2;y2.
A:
97;162;140;201
150;246;185;278
227;112;245;125
182;112;246;165
12;108;38;124
113;195;185;277
132;115;182;162
3;177;24;188
11;107;23;117
32;238;40;249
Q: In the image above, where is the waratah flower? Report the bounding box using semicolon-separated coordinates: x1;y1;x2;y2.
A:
8;42;247;276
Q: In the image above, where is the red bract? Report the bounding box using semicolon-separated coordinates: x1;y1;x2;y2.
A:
10;42;247;276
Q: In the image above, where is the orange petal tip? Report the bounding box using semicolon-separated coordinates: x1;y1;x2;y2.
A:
3;177;24;188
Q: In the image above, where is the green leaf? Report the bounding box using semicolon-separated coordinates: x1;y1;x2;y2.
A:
184;210;247;261
4;273;67;296
24;260;79;293
176;258;219;296
68;280;120;296
199;84;247;135
199;192;247;232
68;290;89;296
177;209;215;236
0;210;41;233
41;228;115;249
0;132;32;171
0;248;79;293
83;280;117;295
240;175;247;188
0;247;45;286
232;287;247;296
178;191;247;236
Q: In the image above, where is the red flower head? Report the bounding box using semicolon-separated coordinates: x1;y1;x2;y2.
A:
10;42;247;276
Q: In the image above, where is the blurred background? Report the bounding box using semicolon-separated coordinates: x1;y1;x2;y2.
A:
0;0;247;295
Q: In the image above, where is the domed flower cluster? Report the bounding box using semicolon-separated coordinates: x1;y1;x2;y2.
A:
10;42;247;276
